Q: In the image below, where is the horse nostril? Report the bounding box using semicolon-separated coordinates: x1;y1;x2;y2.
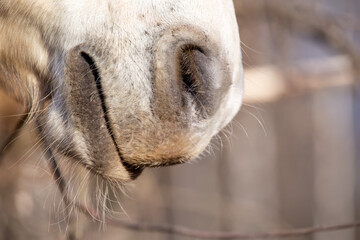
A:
178;45;205;98
153;27;233;123
175;44;222;118
80;52;100;83
79;51;111;137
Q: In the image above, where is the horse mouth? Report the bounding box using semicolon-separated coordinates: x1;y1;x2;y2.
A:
60;151;187;181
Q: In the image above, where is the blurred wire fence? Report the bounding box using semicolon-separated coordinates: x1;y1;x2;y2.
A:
0;0;359;239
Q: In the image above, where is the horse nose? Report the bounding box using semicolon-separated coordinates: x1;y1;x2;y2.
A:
152;26;232;123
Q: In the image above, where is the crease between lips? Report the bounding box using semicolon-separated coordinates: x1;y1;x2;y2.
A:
66;48;142;180
81;52;143;179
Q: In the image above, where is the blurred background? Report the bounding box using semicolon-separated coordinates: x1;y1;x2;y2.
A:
0;0;359;239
